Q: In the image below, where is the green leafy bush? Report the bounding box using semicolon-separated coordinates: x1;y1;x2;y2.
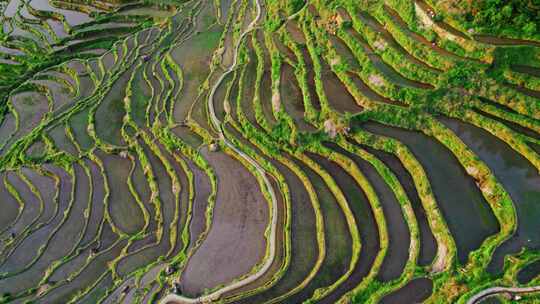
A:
470;0;540;37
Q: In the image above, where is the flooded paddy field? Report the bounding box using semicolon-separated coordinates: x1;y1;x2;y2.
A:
440;118;540;273
1;0;540;303
380;277;433;304
180;148;269;296
363;122;500;265
309;148;380;303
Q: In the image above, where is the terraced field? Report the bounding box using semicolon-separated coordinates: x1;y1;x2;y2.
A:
0;0;540;303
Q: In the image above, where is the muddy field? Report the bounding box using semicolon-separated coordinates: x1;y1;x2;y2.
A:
1;0;540;303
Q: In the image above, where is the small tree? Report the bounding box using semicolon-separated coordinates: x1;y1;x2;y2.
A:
523;22;537;36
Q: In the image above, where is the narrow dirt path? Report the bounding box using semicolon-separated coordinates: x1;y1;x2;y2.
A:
466;285;540;304
159;0;279;302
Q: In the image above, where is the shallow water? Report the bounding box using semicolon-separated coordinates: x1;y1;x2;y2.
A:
360;144;437;266
283;156;352;303
440;118;540;273
30;0;92;26
356;10;441;73
380;277;433;304
362;121;499;264
474;35;540;47
187;162;212;252
518;260;540;284
319;60;363;114
180;148;268;296
99;151;145;236
280;63;316;131
314;145;381;303
237;156;318;303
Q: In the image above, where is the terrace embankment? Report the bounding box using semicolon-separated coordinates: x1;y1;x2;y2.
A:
380;277;433;304
440;118;540;273
269;156;351;303
2;0;540;302
363;122;499;264
235;155;320;304
309;149;380;303
358;144;437;266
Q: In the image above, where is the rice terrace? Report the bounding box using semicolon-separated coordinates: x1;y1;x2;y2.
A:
1;0;540;303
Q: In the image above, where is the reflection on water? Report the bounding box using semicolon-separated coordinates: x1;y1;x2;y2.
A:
518;260;540;284
380;277;433;304
440;118;540;273
30;0;92;26
4;0;21;18
362;121;499;264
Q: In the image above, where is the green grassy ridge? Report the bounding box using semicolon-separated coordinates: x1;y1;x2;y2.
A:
0;2;196;302
0;169;50;258
245;2;536;302
384;0;493;62
341;5;440;85
426;0;540;42
288;1;536;302
177;19;294;300
220;57;322;300
0;0;148;92
324;141;421;304
0;165;85;280
0;33;140;170
7;164;78;301
472;102;540;139
218;125;289;298
2;0;540;302
222;85;326;303
221;126;292;302
218;42;418;302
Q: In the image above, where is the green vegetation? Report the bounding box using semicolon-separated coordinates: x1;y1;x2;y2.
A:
0;0;540;303
468;0;539;37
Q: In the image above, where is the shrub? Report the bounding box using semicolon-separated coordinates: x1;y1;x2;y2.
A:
470;0;540;38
